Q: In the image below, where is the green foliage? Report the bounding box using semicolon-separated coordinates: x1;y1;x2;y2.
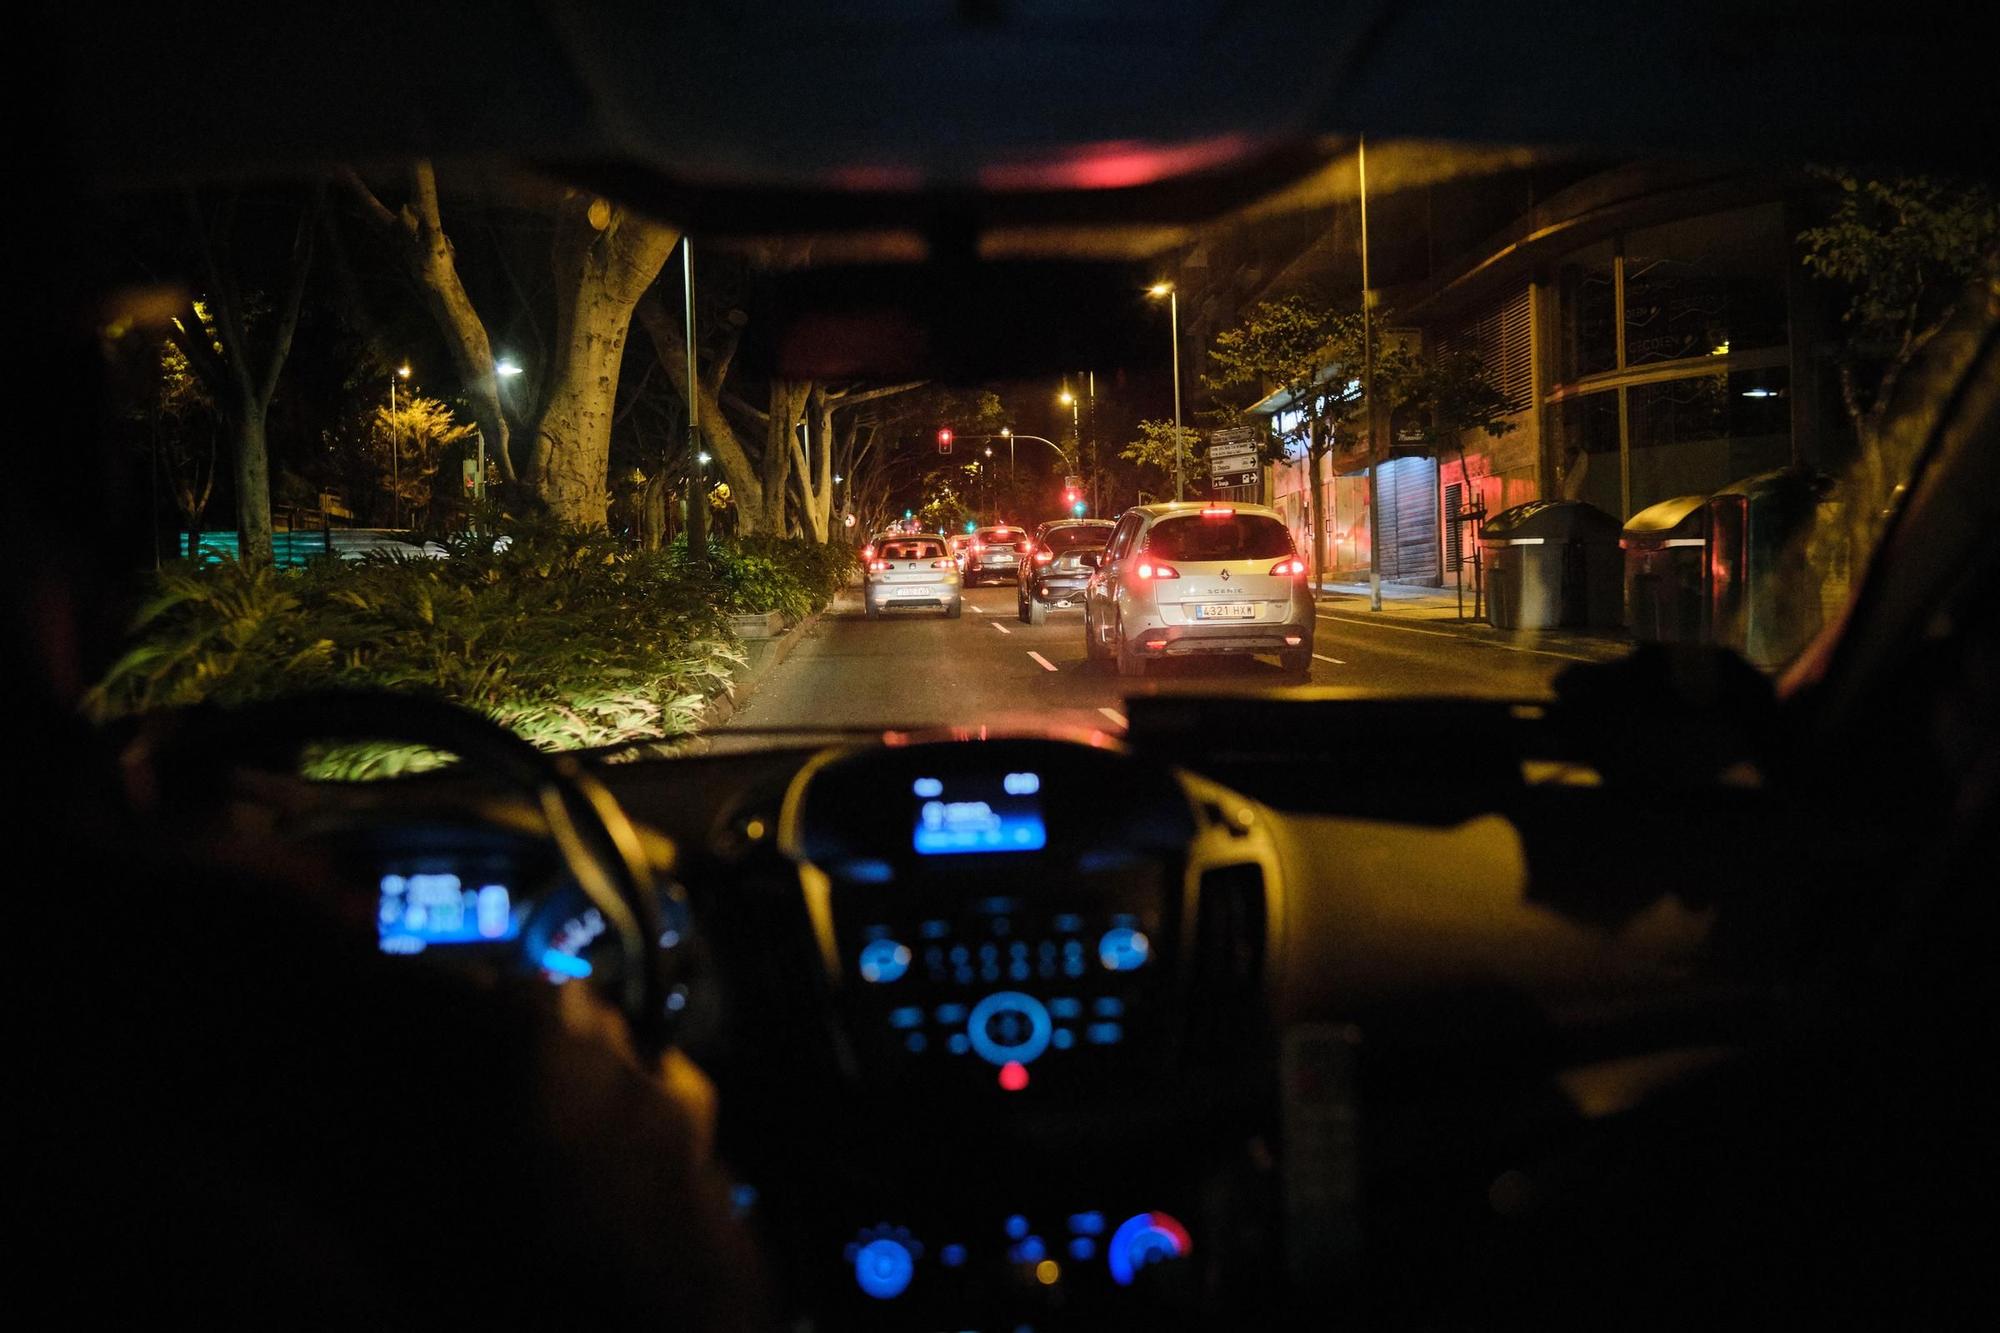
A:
1800;172;1998;343
85;520;853;773
1120;419;1207;482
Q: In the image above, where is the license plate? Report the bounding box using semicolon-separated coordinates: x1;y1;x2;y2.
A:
896;586;935;597
1195;602;1254;620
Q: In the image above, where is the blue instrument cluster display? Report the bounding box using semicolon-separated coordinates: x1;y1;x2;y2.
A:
912;771;1047;855
377;872;521;953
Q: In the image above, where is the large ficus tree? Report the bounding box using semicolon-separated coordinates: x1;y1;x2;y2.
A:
1799;171;1999;552
341;164;678;525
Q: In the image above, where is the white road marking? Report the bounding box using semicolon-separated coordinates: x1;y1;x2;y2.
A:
990;621;1012;634
1097;707;1129;728
970;603;985;612
1027;651;1058;672
1313;653;1346;664
1314;612;1600;663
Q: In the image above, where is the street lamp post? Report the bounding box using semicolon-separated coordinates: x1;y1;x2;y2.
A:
1149;284;1183;501
388;363;411;527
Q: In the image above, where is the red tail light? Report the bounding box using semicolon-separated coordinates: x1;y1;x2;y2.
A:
931;559;957;570
862;545;876;560
1134;560;1180;580
1033;550;1054;564
1200;506;1234;517
867;559;891;572
1268;557;1307;577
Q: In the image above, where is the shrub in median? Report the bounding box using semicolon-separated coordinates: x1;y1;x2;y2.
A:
85;521;851;774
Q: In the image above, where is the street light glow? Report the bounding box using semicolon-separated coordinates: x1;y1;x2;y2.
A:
1058;390;1074;406
496;360;523;377
697;451;712;465
1000;427;1012;437
1148;282;1172;297
397;364;412;379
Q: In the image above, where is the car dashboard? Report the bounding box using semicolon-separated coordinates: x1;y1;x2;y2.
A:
307;726;1738;1330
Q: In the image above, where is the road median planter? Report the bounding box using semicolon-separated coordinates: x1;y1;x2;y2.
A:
729;609;786;640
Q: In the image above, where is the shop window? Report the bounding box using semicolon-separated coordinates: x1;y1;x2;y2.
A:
1622;204;1787;367
1558;240;1617;379
1626;367;1792;513
1557;390;1622;518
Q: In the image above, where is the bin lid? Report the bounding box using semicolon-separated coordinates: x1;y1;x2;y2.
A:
1709;467;1822;503
1622;494;1709;542
1479;498;1621;545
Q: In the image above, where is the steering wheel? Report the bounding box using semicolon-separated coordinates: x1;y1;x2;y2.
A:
132;690;680;1056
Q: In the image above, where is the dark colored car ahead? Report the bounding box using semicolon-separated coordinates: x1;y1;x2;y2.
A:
1017;519;1116;623
962;525;1030;585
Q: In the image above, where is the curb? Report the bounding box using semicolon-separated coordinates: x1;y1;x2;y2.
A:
688;606;824;734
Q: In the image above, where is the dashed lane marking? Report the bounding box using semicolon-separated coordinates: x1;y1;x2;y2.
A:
990;621;1012;634
1313;653;1346;664
1097;707;1129;728
1027;651;1058;672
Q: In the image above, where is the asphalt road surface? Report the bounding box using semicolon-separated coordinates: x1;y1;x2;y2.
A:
720;582;1626;745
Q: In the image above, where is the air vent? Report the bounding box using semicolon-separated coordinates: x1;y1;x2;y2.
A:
1186;863;1267;1057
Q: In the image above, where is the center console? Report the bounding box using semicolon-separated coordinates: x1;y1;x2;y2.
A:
770;738;1279;1327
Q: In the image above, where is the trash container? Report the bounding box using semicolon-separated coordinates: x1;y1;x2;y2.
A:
1479;499;1623;630
1706;469;1824;669
1621;495;1710;642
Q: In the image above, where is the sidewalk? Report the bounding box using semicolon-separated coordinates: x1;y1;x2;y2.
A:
1311;579;1633;664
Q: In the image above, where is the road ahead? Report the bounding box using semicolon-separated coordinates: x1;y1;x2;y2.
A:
722;582;1623;743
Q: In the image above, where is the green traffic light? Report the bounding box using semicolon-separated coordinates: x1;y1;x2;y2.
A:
904;509;913;519
1072;500;1086;516
965;520;976;532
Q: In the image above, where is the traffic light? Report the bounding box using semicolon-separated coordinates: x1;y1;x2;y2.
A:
1071;499;1087;517
937;427;954;454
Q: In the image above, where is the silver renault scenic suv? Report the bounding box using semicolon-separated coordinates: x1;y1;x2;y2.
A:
1081;502;1313;677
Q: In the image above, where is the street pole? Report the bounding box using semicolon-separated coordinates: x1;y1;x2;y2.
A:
1168;291;1183;501
1359;135;1382;612
388;372;398;529
683;237;707;562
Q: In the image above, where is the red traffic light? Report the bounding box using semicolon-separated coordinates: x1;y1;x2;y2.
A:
937;428;954;454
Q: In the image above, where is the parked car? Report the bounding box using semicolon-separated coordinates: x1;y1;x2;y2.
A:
962;525;1029;585
864;533;962;619
1082;501;1312;677
1017;519;1115;623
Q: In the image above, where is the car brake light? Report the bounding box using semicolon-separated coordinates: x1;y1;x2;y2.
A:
868;559;891;572
1034;550;1054;564
1134;561;1180;580
931;559;956;569
972;541;985;553
1201;506;1233;517
1268;557;1307;577
862;545;875;560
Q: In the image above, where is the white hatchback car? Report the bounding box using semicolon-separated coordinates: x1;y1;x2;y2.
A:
1081;502;1313;677
864;534;963;619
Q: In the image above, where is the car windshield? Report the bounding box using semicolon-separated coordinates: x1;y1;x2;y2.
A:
57;50;1995;761
1040;526;1112;552
1144;513;1296;562
877;540;945;561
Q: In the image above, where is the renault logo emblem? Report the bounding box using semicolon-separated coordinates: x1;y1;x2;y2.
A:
1219;569;1231;580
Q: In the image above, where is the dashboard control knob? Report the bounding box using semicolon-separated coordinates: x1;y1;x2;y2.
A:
853;1237;915;1300
858;938;912;984
1108;1211;1191;1287
966;991;1053;1066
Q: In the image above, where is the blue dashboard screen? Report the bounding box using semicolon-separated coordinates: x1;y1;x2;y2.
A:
378;873;521;953
912;771;1047;855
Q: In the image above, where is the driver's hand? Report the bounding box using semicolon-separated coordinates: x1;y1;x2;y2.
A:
550;979;719;1160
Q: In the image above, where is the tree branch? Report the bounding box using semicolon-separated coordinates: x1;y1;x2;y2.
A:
256;188;322;409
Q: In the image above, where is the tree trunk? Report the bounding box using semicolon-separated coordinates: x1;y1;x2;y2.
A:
760;380;810;535
532;198;678;526
232;410;275;569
